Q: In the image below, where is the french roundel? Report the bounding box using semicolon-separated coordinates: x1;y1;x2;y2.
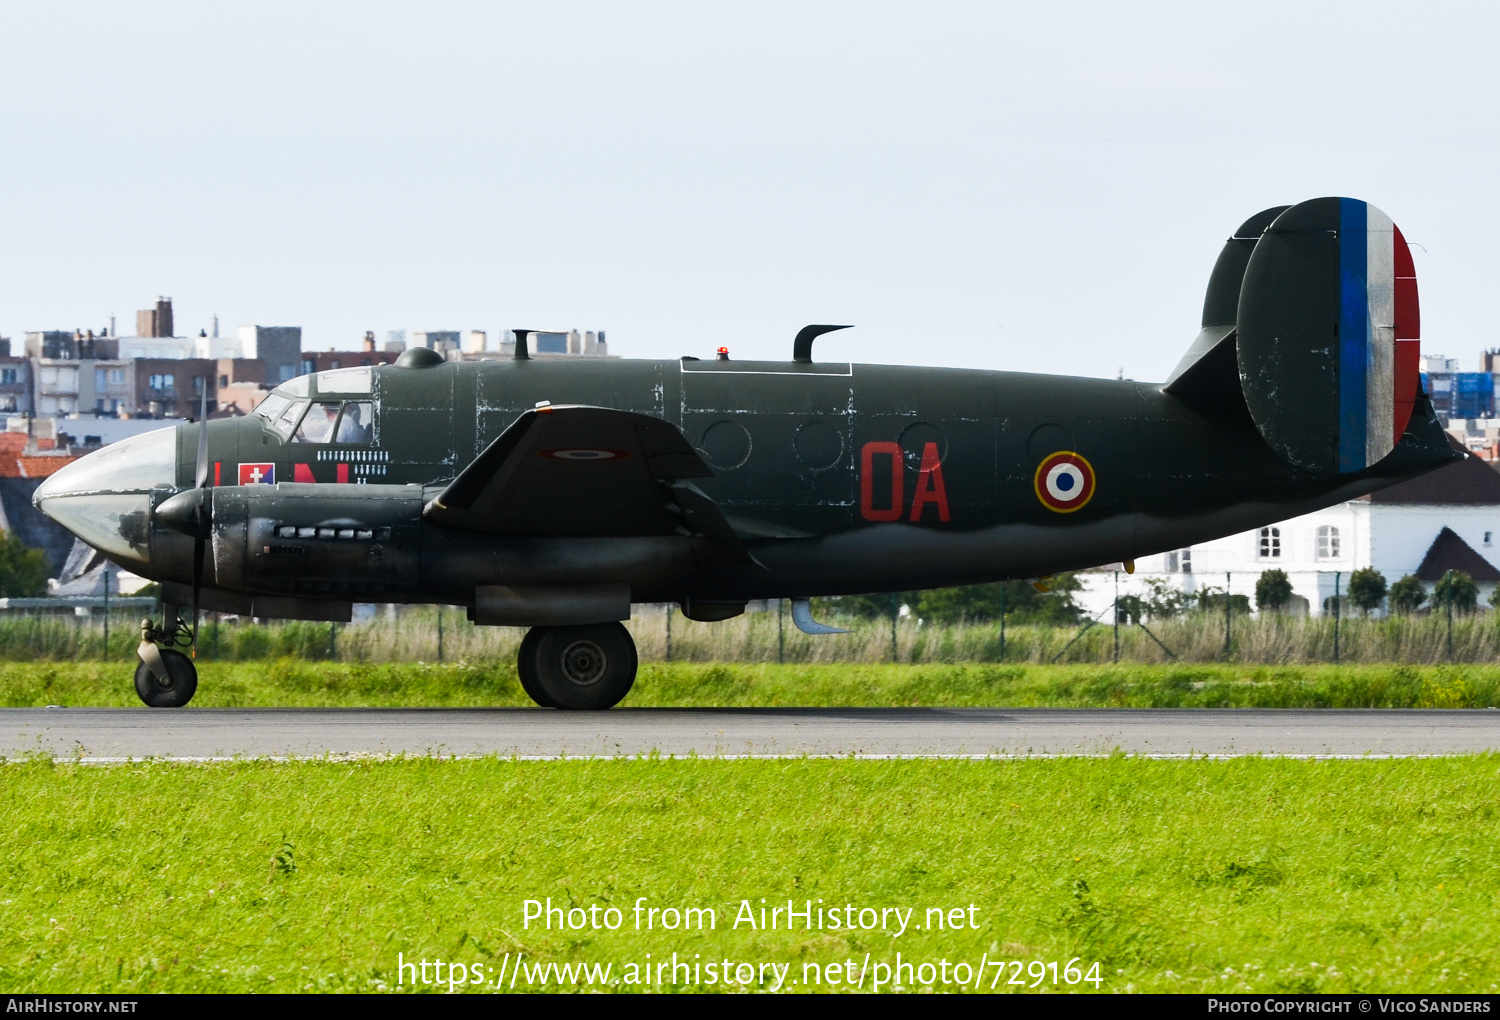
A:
539;448;631;461
1034;451;1096;513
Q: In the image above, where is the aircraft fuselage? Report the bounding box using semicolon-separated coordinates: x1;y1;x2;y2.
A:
87;354;1451;610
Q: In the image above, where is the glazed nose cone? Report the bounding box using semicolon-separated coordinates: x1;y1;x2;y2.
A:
34;426;179;567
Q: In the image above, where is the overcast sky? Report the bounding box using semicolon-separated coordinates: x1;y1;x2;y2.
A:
2;1;1496;379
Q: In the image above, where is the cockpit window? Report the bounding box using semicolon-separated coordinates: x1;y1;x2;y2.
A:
277;375;311;398
316;367;373;395
254;393;291;424
288;400;376;445
336;401;374;444
273;399;308;439
293;402;343;444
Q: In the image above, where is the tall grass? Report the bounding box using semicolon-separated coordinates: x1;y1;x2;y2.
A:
6;605;1500;665
5;659;1500;708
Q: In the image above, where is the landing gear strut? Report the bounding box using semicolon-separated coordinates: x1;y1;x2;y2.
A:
517;622;637;709
134;605;198;708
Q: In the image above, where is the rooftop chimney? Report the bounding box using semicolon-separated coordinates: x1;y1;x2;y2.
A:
136;297;175;338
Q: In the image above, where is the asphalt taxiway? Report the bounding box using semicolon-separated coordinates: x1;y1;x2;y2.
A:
1;707;1497;760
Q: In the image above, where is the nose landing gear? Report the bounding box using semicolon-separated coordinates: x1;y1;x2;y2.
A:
134;607;198;708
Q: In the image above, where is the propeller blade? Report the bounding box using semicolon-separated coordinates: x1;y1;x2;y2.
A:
191;534;203;659
191;377;211;656
195;378;210;489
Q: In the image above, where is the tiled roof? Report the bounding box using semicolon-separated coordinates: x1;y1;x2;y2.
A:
1369;450;1500;505
0;435;26;479
1415;526;1500;582
0;434;78;479
16;456;78;479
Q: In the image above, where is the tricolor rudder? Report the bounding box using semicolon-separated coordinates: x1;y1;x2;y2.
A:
1336;198;1421;471
1236;196;1421;475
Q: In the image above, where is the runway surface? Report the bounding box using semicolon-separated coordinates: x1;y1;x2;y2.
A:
1;707;1497;760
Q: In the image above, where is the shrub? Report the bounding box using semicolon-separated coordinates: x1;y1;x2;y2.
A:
0;531;49;598
1433;570;1479;615
913;575;1084;626
1346;567;1388;616
1389;575;1427;615
1255;569;1293;612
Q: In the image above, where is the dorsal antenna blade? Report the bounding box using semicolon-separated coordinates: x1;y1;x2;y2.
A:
792;324;852;363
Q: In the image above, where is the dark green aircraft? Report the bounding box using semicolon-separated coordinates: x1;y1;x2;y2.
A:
35;197;1454;709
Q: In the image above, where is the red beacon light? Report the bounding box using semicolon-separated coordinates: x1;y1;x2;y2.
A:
716;347;730;361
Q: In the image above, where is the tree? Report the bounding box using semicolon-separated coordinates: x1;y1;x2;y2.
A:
1114;593;1145;625
1195;586;1251;616
1137;577;1195;619
815;592;917;619
816;574;1084;626
0;530;49;598
1255;569;1293;612
915;574;1084;626
1488;584;1500;612
1388;574;1427;615
1346;567;1388;616
1433;570;1479;615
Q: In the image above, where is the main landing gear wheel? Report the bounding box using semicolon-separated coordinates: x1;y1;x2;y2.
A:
517;623;637;710
515;629;559;708
133;648;198;708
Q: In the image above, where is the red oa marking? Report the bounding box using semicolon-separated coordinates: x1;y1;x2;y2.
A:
859;441;950;523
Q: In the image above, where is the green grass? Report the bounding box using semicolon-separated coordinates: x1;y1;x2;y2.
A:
0;757;1496;993
4;659;1500;708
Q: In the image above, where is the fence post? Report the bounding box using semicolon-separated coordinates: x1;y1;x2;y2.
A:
1445;569;1454;659
329;621;337;661
777;598;785;664
1333;570;1341;664
889;592;898;662
665;606;672;662
1113;570;1120;663
999;583;1007;661
102;566;109;659
1224;571;1232;658
437;606;444;663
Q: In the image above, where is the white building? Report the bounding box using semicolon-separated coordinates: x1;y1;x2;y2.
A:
118;335;197;360
193;335;243;359
1077;451;1500;618
497;329;609;358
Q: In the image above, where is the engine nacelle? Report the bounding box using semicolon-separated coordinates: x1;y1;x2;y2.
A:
209;483;423;598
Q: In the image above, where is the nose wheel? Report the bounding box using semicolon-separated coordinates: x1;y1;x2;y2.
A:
135;610;198;708
517;622;637;709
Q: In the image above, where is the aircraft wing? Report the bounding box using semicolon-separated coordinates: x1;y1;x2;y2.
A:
423;405;743;549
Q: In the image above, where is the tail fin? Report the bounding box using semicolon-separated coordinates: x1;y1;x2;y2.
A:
1166;197;1421;474
1164;205;1289;405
